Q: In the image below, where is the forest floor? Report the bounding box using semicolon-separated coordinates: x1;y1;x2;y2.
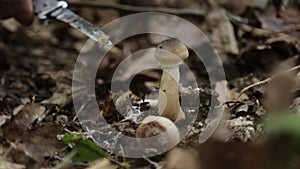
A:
1;0;300;169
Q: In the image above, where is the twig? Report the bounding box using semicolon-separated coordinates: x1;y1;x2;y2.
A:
53;151;76;169
143;156;163;169
69;1;206;16
227;10;300;36
237;65;300;98
237;22;300;37
6;91;23;105
226;12;249;24
108;157;130;169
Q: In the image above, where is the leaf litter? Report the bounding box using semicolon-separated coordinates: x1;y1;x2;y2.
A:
0;0;300;168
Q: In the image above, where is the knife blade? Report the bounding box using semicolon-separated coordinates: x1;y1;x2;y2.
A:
32;0;113;47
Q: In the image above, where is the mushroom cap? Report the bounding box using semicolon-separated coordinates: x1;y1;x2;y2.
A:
155;39;189;68
136;116;180;146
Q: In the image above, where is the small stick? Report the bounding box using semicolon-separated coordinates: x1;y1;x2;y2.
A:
237;65;300;98
237;23;300;37
69;1;206;16
143;156;162;169
226;11;300;37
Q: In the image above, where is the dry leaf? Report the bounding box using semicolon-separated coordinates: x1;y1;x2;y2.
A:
197;140;270;169
118;0;190;8
0;115;10;127
263;58;297;112
165;148;200;169
1;104;65;164
0;158;26;169
207;8;239;63
86;159;117;169
1;18;21;32
216;0;253;14
42;71;72;107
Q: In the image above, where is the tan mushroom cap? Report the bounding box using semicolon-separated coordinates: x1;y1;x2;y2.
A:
155;39;189;68
136;116;180;146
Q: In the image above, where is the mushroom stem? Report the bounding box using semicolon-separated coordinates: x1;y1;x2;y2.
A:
163;66;180;82
159;67;185;121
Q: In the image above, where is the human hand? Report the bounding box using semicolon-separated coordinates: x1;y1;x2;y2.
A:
0;0;33;25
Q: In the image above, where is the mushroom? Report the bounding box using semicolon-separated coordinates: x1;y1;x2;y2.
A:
155;39;189;121
135;39;188;149
136;116;180;147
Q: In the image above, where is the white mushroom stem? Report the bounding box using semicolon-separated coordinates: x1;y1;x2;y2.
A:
158;66;185;121
163;66;180;82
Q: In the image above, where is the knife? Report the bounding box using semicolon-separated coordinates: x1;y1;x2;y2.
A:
32;0;113;47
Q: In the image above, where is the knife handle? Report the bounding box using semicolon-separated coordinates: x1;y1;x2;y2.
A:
33;0;68;20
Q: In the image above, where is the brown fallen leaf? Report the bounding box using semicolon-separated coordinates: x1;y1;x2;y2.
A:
214;0;253;14
1;104;65;165
164;148;200;169
196;139;270;169
0;115;10;127
240;46;281;74
223;81;249;101
263;58;297;113
267;33;300;54
86;159;117;169
17;123;65;165
42;70;72;107
210;108;233;141
0;157;26;169
294;72;300;91
1;104;47;140
118;0;190;8
0;86;6;101
1;18;21;32
207;8;239;64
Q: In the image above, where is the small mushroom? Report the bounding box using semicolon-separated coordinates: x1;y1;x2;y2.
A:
136;116;180;147
155;39;189;121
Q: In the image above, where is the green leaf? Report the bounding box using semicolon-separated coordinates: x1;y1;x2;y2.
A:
62;133;82;144
266;114;300;139
72;139;109;163
60;133;109;163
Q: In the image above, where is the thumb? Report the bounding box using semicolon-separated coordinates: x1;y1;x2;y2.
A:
14;0;33;26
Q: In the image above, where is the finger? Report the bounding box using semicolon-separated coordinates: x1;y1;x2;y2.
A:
0;2;13;19
14;0;33;26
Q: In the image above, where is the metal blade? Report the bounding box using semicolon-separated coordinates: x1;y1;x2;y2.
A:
50;8;113;47
32;0;112;47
